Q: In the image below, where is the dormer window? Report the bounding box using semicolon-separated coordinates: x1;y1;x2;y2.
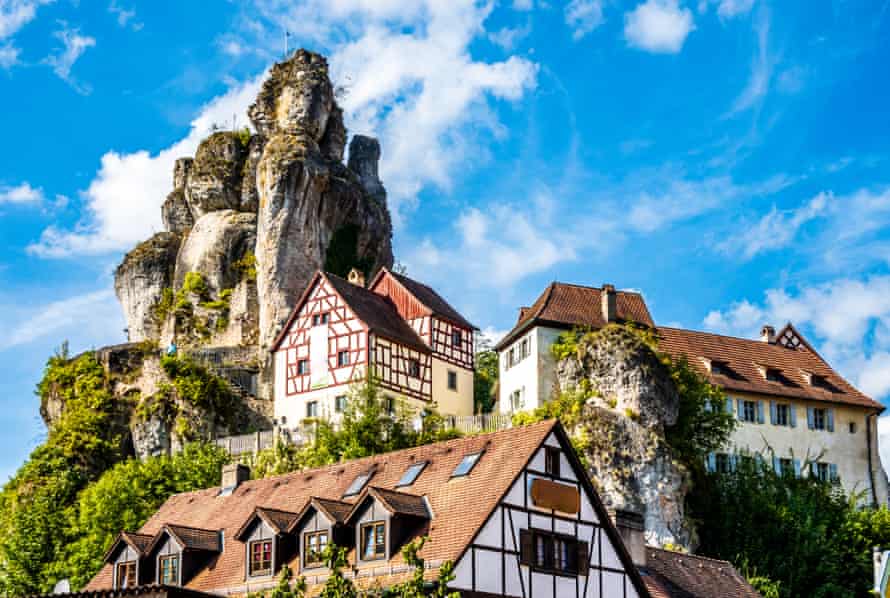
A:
397;461;428;487
248;540;273;577
710;360;730;376
303;531;328;568
765;368;781;382
360;521;386;560
344;470;373;497
452;451;483;478
811;374;828;388
159;554;179;585
116;561;137;588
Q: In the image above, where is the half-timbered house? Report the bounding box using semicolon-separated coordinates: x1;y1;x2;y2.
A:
270;268;476;427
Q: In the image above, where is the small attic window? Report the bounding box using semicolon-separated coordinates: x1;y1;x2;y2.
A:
343;470;374;497
451;451;483;478
810;374;829;388
710;361;730;376
765;368;782;382
397;461;428;487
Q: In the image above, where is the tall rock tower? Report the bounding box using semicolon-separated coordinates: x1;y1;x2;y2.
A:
114;49;393;391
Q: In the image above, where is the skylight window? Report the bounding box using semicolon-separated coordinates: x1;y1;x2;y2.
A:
451;452;483;478
343;470;373;497
397;461;428;487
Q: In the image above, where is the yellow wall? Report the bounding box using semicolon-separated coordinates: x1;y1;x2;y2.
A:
725;390;888;504
431;358;474;416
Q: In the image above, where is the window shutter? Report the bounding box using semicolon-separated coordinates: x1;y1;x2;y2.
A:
827;409;835;432
772;457;781;474
725;396;733;413
829;464;838;482
809;462;817;477
706;453;716;473
807;407;815;430
757;401;765;424
769;401;777;424
577;540;590;576
736;398;743;421
519;529;533;566
793;459;801;477
730;454;739;471
790;406;797;428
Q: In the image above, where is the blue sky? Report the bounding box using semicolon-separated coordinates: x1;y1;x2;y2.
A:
2;0;890;480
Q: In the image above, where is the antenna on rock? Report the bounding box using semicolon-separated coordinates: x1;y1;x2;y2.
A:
284;30;290;59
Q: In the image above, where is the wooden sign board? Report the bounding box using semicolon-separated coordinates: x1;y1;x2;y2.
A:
530;478;580;514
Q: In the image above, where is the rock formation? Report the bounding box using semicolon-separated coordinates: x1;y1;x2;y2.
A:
555;325;694;550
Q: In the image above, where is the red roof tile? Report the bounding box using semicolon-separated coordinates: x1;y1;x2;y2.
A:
386;271;476;329
657;325;883;410
642;548;761;598
496;282;654;349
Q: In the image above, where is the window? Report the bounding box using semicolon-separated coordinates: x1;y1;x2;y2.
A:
742;400;757;423
303;531;328;567
335;395;347;413
360;522;386;561
447;370;458;391
811;374;828;388
306;401;318;418
545;447;561;478
510;389;522;412
397;461;428;487
778;458;794;476
533;531;579;575
407;359;420;378
159;555;179;585
452;329;462;347
452;451;483;477
344;470;373;497
312;313;329;326
384;397;395;414
850;421;857;434
710;361;729;376
337;350;350;367
520;338;530;360
775;403;789;426
249;540;273;576
715;453;732;474
814;462;830;482
813;408;827;430
507;348;516;369
766;368;782;382
312;314;319;326
297;359;309;375
116;561;137;588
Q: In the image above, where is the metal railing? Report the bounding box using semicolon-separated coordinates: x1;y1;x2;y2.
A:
442;413;513;434
215;429;277;455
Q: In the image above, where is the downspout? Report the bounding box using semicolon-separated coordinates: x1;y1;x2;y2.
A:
867;412;879;507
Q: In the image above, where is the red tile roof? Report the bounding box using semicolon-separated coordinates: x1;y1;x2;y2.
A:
641;548;762;598
85;421;561;594
233;507;299;540
386;271;476;329
657;325;883;410
496;282;654;349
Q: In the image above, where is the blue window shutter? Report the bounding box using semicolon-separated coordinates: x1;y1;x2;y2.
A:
807;407;815;430
829;463;838;482
769;401;777;424
757;401;765;424
725;396;733;414
736;398;743;421
809;462;817;477
827;409;835;432
730;454;739;471
773;457;781;474
706;453;716;473
793;459;801;477
790;406;797;428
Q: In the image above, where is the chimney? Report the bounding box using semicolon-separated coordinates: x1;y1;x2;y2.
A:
601;284;617;323
220;463;250;496
348;268;366;288
761;324;776;344
610;509;646;566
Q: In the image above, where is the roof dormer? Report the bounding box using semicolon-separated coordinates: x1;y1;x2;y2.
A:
146;524;221;586
234;507;299;580
345;487;431;564
290;497;353;571
104;532;153;589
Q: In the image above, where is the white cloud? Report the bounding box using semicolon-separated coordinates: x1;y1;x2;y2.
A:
43;24;96;94
0;0;51;39
716;0;754;18
717;191;829;259
0;288;122;350
0;182;44;204
28;74;265;258
488;23;531;50
565;0;605;40
512;0;534;9
727;7;774;116
624;0;694;54
0;41;17;67
704;276;890;399
108;1;142;31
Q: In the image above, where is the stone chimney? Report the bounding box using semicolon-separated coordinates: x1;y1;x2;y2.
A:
761;324;776;344
611;509;646;566
348;268;366;287
602;284;617;323
221;463;250;496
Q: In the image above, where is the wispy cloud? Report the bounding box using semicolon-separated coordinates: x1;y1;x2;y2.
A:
108;1;142;31
488;22;532;51
0;0;55;67
715;0;754;19
0;182;44;204
624;0;694;54
0;41;18;68
726;6;774;116
565;0;605;40
43;24;96;94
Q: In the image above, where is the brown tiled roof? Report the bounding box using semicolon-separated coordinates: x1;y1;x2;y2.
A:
657;325;883;410
233;507;299;539
151;524;221;553
85;421;560;593
309;497;353;524
32;584;221;598
388;271;476;329
641;548;761;598
103;532;154;561
496;282;654;349
323;273;431;352
355;487;430;519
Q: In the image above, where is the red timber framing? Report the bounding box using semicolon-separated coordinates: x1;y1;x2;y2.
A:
371;337;432;401
370;269;475;372
277;276;367;396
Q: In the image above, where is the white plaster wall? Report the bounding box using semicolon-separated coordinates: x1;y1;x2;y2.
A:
499;326;563;414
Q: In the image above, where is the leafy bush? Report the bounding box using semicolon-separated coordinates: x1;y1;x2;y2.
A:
473;342;498;414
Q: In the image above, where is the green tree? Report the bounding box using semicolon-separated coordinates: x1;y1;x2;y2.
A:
387;537;459;598
269;566;306;598
473;339;498;413
319;545;357;598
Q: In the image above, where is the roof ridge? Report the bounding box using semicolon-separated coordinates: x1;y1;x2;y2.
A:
647;547;733;567
165;522;218;533
554;281;644;296
658;325;793;347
